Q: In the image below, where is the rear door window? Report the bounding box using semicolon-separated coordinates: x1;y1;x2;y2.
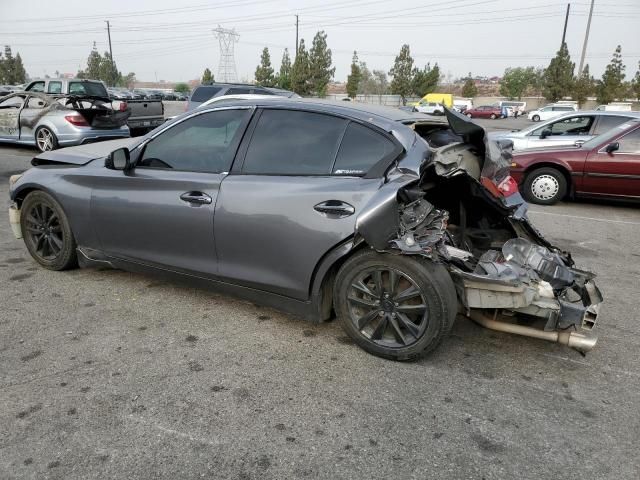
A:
333;122;397;175
191;86;223;102
617;129;640;154
593;115;631;135
47;81;62;94
242;109;347;175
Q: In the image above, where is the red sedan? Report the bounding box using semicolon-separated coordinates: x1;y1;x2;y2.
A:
465;105;503;119
510;118;640;204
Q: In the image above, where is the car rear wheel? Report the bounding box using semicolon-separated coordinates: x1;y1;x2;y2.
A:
490;113;497;119
20;191;78;270
35;126;59;152
333;250;458;361
522;167;567;205
466;113;473;118
532;114;540;122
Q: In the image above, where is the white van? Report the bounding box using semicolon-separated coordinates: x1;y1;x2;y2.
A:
496;100;527;116
595;103;632;112
527;104;577;122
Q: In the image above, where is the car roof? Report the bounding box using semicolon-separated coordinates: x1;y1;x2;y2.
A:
200;97;448;128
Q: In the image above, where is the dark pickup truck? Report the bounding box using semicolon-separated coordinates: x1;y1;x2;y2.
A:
25;78;164;134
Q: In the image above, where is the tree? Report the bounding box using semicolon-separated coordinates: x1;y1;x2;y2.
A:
254;47;275;87
597;45;626;104
372;69;389;100
389;44;414;105
202;68;214;83
542;43;575;101
632;61;640;99
501;66;537;100
122;72;136;89
346;51;361;99
174;82;190;93
276;48;292;90
291;39;311;95
411;62;440;97
572;64;594;108
0;46;27;84
100;51;121;86
461;73;478;98
308;31;335;97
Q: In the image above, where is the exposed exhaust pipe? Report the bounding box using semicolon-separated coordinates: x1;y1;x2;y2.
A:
468;310;597;353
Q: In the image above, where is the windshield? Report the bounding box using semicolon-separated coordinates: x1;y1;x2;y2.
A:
581;121;638;149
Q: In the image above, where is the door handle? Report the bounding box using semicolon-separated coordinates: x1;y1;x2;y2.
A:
180;191;212;205
314;201;355;217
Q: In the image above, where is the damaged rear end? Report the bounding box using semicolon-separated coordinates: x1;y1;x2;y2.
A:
356;109;602;352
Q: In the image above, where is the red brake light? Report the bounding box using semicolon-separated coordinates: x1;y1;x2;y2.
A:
119;101;128;111
64;114;89;127
481;175;519;198
497;175;520;197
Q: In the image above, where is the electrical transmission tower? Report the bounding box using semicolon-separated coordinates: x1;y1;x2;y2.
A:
213;26;239;82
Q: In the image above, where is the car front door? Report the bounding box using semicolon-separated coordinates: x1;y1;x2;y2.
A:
214;108;399;300
0;95;25;141
581;126;640;198
18;96;50;141
89;107;252;276
527;115;595;149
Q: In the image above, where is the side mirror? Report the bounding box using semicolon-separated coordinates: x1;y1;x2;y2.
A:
105;147;131;171
539;129;552;139
605;142;619;154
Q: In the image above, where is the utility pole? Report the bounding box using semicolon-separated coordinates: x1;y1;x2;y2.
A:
105;20;115;86
578;0;595;74
561;3;570;47
295;15;299;58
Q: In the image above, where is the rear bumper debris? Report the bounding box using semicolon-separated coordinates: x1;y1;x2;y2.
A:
9;203;22;239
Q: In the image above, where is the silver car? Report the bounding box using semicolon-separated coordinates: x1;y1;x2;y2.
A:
0;92;130;152
8;100;602;360
490;111;640;151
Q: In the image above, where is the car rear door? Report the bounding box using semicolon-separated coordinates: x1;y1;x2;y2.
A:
581;126;640;198
89;107;253;276
214;108;399;300
18;95;50;141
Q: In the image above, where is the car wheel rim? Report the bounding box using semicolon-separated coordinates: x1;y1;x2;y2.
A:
37;129;53;151
24;202;63;260
531;174;559;201
346;267;428;348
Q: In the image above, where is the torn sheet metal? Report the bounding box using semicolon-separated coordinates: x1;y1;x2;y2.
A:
390;198;448;256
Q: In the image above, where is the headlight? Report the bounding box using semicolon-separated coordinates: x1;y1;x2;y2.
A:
9;174;23;186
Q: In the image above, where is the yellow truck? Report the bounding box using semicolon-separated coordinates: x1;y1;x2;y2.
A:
410;93;453;108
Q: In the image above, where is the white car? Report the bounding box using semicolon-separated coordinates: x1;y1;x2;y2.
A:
489;111;640;151
414;101;444;115
527;104;576;122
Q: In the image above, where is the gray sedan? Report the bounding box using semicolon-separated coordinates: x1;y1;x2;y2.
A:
8;100;601;360
0;92;130;152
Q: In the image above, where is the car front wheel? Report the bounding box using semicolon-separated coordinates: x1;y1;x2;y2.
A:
466;113;473;118
490;113;497;119
522;167;568;205
333;250;458;361
532;114;540;122
20;191;78;270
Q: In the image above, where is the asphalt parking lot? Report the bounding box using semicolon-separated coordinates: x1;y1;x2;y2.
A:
1;122;639;479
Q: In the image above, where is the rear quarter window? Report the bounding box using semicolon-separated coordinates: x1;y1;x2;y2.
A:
593;115;631;135
333;122;397;175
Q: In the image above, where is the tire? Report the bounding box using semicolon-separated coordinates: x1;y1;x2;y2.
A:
532;114;540;122
20;191;78;270
490;113;497;119
35;126;59;152
333;249;458;361
466;113;473;118
522;167;568;205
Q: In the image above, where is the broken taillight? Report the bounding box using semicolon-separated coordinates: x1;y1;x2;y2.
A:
64;114;89;127
481;175;519;198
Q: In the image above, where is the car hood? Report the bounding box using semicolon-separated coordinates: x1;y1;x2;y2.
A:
33;138;139;166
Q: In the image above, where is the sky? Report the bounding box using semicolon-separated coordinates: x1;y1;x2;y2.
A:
1;0;639;84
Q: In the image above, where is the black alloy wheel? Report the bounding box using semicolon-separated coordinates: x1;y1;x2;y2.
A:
20;191;77;270
334;250;458;360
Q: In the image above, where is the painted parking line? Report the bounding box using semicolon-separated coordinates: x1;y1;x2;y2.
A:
528;209;640;226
